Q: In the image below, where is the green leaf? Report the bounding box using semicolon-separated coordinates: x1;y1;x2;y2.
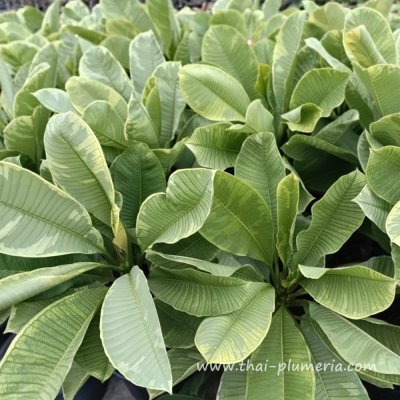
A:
370;113;400;147
136;169;215;250
289;68;349;117
146;250;242;277
62;362;89;400
200;171;274;266
186;122;247;169
202;24;258;99
153;233;218;260
33;88;75;113
344;25;386;68
282;135;359;164
179;64;251;122
148;267;252;317
247;306;315;400
344;7;396;67
228;100;274;134
195;283;275;364
276;173;300;265
148;348;204;400
363;255;394;278
386;201;400;247
129;31;165;95
0;262;107;311
155;299;203;349
79;46;132;101
299;265;396;319
271;11;305;114
82;100;129;150
353;185;391;232
44;112;119;230
64;25;106;45
309;302;400;375
0;55;16;118
154;62;186;146
0;287;106;400
100;0;153;32
366;146;400;205
210;10;247;36
75;314;114;382
6;298;53;333
147;0;180;59
100;266;172;392
111;143;166;229
125;93;160;148
236;132;285;231
356;65;400;118
217;367;247;400
281;103;323;133
300;319;369;400
102;35;131;70
13;63;51;117
65;76;127;120
0;162;104;257
4;106;48;165
293;170;366;267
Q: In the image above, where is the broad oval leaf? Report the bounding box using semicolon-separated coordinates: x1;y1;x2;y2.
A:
147;249;242;277
246;306;315;400
301;319;370;400
129;31;165;95
299;265;397;319
125;93;160;148
155;299;203;349
354;185;391;232
202;24;259;99
282;133;359;164
309;302;400;375
200;171;275;266
111;143;166;229
271;11;305;114
101;266;172;393
281;103;323;133
148;267;252;317
179;64;250;122
236;132;285;231
153;62;186;146
79;46;132;101
0;162;104;257
0;262;106;311
0;287;106;400
186;122;247;170
369;113;400;147
147;0;180;59
82;100;129;150
366;146;400;205
136;168;215;250
288;68;350;118
356;65;400;118
44;112;119;230
74;314;114;382
217;367;247;400
344;7;396;66
293;170;366;267
65;76;127;120
195;283;275;363
33;88;75;113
